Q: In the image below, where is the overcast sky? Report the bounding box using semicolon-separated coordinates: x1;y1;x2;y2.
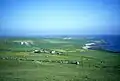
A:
0;0;120;36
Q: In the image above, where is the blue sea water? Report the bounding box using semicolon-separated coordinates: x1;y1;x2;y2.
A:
93;35;120;52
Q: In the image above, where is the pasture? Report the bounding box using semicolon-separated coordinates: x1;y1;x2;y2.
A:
0;37;120;81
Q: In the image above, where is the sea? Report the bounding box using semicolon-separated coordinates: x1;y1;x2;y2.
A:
88;35;120;53
45;35;120;52
0;35;120;53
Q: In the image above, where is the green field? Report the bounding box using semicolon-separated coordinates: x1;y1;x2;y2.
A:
0;37;120;81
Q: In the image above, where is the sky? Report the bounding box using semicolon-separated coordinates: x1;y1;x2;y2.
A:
0;0;120;36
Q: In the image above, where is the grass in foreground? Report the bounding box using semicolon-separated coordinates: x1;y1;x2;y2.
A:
0;38;120;81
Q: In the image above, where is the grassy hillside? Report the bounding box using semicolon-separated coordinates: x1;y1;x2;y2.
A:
0;37;120;81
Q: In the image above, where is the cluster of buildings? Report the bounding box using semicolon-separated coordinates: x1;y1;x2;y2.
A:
33;48;63;55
